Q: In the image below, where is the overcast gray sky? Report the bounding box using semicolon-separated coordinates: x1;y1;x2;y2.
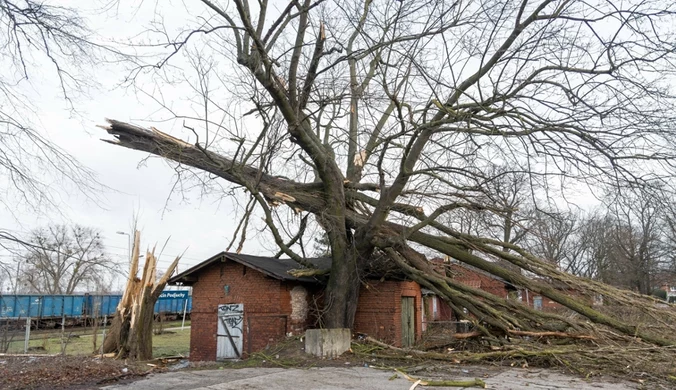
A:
0;1;270;288
0;0;607;290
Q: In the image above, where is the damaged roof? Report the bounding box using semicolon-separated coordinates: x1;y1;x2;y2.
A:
168;251;331;286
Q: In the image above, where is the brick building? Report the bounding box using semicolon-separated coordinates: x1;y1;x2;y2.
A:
431;259;591;315
422;258;516;327
169;252;421;361
354;279;422;346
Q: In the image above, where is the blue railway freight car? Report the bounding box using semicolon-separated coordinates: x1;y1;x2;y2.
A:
0;295;87;319
0;292;191;326
85;295;122;317
155;297;192;314
84;293;192;317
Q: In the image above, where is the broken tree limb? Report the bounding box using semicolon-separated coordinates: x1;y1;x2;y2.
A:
360;333;676;382
359;337;587;365
407;233;675;346
363;336;426;354
452;332;482;339
395;369;487;388
507;330;596;340
428;330;595;341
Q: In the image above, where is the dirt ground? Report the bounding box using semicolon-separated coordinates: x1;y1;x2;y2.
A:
0;355;150;389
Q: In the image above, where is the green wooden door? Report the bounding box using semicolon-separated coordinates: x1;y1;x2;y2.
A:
401;297;415;347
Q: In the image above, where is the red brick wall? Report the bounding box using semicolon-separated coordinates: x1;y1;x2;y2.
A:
449;264;509;298
354;280;422;347
190;259;424;359
189;260;300;361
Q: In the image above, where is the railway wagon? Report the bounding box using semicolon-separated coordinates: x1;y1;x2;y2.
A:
85;295;121;317
0;295;86;320
0;292;192;328
85;294;192;318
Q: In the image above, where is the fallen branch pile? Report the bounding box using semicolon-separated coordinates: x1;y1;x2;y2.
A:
355;336;676;385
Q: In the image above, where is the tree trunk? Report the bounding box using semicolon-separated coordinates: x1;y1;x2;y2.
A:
102;313;127;354
323;247;360;328
101;230;181;359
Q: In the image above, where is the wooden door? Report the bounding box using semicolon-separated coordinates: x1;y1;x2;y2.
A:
217;303;244;360
401;297;415;347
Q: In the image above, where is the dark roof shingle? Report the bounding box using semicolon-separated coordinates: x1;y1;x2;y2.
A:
168;251;331;286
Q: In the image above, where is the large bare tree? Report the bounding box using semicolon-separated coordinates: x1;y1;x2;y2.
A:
103;0;676;346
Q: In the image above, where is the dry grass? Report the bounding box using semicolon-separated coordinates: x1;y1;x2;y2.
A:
3;327;190;357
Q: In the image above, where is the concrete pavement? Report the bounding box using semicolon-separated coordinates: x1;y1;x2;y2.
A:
101;366;638;390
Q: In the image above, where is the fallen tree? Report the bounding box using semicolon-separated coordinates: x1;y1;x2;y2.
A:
100;120;676;347
97;0;676;380
102;231;180;360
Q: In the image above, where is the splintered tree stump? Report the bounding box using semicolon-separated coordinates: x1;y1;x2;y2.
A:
102;231;181;360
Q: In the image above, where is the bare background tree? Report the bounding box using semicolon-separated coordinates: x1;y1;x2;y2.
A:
0;1;108;212
103;0;676;350
15;225;116;294
518;187;676;296
522;208;580;268
0;1;138;290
